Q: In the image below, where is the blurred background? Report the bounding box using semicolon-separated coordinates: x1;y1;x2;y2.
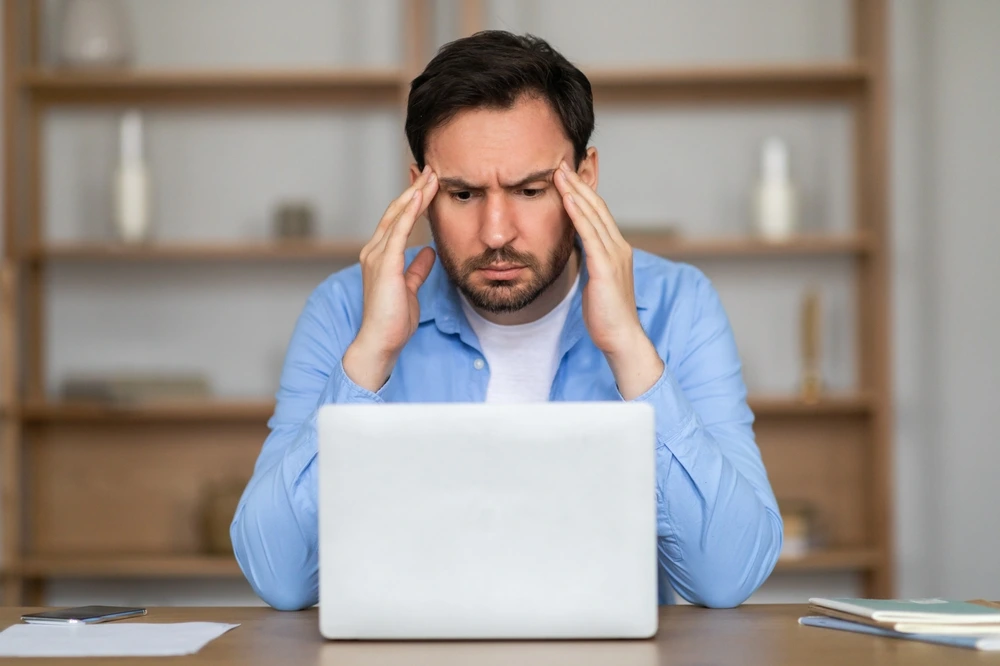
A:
0;0;997;607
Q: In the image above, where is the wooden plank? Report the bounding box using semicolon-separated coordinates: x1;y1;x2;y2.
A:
749;393;874;417
625;233;872;259
22;400;275;423
26;240;367;263
460;0;486;37
19;555;241;578
20;68;404;107
758;416;871;549
24;234;871;264
853;0;894;600
774;548;879;572
589;63;868;104
26;423;264;555
21;394;872;423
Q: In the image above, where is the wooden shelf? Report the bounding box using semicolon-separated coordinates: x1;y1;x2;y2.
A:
19;68;405;106
625;233;872;259
774;548;880;572
20;395;872;423
17;63;867;107
24;240;366;263
17;555;241;578
22;400;275;423
10;549;875;579
25;234;870;264
588;62;868;103
748;394;875;416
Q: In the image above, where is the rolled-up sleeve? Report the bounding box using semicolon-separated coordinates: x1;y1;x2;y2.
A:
230;277;389;611
627;271;783;608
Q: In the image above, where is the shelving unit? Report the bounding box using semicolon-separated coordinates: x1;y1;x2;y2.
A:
1;0;892;604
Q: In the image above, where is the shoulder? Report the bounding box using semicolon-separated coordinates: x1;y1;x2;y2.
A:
632;247;715;314
306;246;427;321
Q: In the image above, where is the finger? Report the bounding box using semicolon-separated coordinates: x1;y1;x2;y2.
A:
414;170;439;220
558;162;629;249
369;166;432;250
557;169;613;253
381;189;424;256
404;246;436;294
369;189;422;264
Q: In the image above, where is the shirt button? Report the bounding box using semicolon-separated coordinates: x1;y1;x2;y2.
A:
473;358;485;370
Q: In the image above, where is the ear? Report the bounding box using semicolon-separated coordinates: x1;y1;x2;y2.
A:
576;147;599;190
409;163;422;186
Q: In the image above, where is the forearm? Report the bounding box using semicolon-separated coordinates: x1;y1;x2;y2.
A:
233;358;391;610
630;368;782;608
231;417;320;611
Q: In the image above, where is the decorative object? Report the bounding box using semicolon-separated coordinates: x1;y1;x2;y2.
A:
778;499;816;560
752;137;798;241
60;373;211;404
273;200;316;239
57;0;132;69
201;480;247;555
800;288;823;404
113;110;151;243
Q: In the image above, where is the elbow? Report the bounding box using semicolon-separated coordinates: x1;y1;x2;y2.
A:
670;510;783;609
231;506;318;612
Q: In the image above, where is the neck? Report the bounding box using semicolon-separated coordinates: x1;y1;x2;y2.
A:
472;246;580;326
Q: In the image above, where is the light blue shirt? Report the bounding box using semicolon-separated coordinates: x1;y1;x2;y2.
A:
232;242;783;611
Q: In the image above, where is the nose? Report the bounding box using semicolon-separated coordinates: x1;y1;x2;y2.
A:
477;192;517;250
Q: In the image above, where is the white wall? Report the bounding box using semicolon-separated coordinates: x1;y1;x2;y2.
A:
0;0;997;605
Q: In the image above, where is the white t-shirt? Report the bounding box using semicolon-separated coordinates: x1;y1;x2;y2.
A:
460;274;580;403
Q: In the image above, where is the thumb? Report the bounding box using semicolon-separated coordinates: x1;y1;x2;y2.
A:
404;246;436;294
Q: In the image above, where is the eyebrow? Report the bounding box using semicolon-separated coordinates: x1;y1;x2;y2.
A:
438;169;556;191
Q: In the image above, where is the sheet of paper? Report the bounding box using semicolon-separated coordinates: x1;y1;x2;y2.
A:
0;622;239;657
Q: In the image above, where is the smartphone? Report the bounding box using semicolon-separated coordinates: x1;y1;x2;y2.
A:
21;605;146;625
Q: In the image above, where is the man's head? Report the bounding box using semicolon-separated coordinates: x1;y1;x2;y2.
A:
405;31;597;317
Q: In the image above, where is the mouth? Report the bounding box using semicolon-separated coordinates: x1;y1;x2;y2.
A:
478;264;526;280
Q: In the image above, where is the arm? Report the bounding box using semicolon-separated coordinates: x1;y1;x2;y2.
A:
232;168;440;611
553;160;781;608
230;281;388;611
632;274;782;608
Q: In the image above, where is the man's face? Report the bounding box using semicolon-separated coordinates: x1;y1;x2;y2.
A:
418;96;595;314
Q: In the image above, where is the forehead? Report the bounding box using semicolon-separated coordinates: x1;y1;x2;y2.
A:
425;96;572;181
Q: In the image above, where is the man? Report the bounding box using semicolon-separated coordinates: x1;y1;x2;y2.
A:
232;30;782;611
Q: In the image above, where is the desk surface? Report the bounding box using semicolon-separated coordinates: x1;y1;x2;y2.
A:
1;605;996;665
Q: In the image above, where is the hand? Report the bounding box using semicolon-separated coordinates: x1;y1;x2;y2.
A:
554;160;664;399
343;166;439;392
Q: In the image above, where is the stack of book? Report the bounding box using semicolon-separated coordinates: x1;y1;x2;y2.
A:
800;597;1000;651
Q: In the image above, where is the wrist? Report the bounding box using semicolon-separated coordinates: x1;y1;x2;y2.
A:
604;329;664;401
343;336;398;393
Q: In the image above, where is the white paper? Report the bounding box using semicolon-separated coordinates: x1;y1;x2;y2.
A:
0;622;239;657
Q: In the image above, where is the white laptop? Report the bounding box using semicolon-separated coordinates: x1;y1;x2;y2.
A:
317;401;658;640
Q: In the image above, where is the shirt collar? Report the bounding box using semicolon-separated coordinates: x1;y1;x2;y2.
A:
417;236;650;331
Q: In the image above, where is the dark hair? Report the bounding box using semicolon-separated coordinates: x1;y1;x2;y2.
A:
405;30;594;170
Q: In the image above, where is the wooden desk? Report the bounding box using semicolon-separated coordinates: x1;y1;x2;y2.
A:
0;605;994;665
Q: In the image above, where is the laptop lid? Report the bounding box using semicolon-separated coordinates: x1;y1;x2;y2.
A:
318;401;658;640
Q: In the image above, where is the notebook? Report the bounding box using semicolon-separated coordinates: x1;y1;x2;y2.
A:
807;605;1000;635
799;616;1000;651
808;597;1000;625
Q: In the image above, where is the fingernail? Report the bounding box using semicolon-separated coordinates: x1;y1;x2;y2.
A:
428;172;436;184
560;161;570;172
422;165;430;175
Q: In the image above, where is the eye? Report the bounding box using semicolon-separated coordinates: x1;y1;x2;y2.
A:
520;188;545;198
450;191;474;202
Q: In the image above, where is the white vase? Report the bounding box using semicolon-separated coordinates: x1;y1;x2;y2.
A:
58;0;132;68
752;137;799;241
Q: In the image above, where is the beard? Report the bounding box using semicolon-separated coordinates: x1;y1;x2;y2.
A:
431;219;576;314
